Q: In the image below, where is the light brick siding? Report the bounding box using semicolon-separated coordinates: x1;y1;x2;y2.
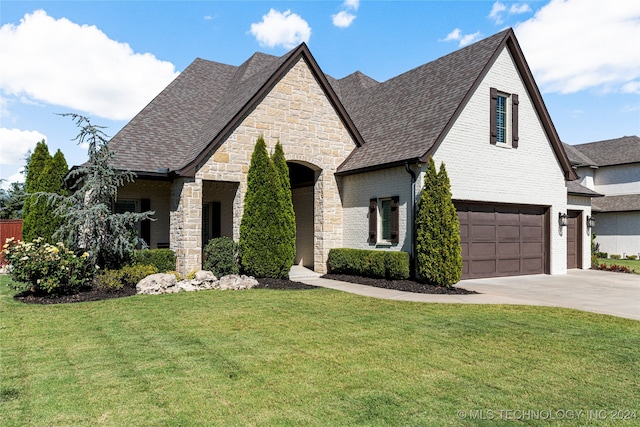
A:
177;57;356;274
432;47;568;274
567;195;593;269
342;166;412;253
117;180;171;248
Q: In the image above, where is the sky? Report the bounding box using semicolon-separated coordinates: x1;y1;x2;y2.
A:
1;0;639;188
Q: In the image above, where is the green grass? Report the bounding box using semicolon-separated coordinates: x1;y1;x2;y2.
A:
597;258;640;273
1;275;639;426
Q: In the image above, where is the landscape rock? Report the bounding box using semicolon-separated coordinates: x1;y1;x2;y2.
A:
136;271;257;295
136;273;177;295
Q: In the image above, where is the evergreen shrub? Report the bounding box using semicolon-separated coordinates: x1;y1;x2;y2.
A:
203;237;239;277
133;249;176;272
327;248;410;280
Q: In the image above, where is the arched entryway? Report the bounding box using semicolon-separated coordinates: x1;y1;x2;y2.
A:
288;161;318;269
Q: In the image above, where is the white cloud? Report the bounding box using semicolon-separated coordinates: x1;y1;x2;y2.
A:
0;128;45;166
332;11;356;28
488;2;507;24
510;3;532;14
250;9;311;49
343;0;360;11
489;2;532;24
0;10;179;121
515;0;640;94
440;28;482;47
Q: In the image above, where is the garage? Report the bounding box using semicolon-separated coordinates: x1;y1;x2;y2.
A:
456;202;549;279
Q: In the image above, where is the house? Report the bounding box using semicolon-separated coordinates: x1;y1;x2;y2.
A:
565;136;640;258
105;28;595;279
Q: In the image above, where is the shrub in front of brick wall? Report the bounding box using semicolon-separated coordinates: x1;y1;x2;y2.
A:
133;249;176;272
328;248;409;280
415;158;462;288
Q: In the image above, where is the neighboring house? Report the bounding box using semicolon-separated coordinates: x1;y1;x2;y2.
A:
103;28;594;279
565;136;640;258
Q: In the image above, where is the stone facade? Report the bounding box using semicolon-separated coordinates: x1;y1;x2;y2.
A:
170;57;356;274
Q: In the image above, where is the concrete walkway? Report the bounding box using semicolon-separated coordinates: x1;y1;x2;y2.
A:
290;267;640;320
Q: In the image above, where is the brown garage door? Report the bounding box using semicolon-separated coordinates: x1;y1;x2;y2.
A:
457;202;549;279
566;210;582;269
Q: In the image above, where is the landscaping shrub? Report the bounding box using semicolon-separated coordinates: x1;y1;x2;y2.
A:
133;249;176;272
594;251;608;259
625;255;638;260
328;248;410;280
610;254;621;259
415;158;461;287
2;237;93;295
597;263;636;274
94;264;158;292
203;237;239;277
239;136;295;278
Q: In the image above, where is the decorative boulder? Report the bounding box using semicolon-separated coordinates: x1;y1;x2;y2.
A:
195;270;217;281
136;273;178;295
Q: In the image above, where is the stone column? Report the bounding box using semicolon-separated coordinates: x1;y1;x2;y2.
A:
170;177;203;276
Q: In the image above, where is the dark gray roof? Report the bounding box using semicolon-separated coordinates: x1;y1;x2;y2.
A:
566;180;602;197
572;136;640;167
334;30;509;173
592;194;640;212
106;28;576;181
563;143;597;167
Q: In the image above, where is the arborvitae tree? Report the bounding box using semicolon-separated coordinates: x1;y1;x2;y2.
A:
271;141;296;274
28;150;69;242
239;136;293;278
22;140;52;241
415;157;440;284
436;162;462;287
49;114;154;269
415;158;462;287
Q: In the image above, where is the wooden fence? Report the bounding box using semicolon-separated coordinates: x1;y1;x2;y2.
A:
0;219;23;264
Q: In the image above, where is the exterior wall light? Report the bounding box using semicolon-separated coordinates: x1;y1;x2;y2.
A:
558;212;568;227
587;215;596;229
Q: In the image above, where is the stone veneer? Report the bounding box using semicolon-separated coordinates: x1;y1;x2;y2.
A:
171;57;357;274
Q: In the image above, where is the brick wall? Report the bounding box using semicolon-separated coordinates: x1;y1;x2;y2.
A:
432;47;569;274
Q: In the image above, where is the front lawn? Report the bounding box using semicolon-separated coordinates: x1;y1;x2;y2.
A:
597;258;640;273
1;275;638;426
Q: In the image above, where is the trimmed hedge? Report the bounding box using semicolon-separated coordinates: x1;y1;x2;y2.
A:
328;248;409;280
133;249;176;272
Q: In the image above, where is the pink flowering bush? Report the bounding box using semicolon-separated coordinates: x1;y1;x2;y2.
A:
2;237;94;294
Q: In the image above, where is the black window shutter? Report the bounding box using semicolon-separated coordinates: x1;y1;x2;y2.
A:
141;198;151;247
490;87;498;145
369;198;377;243
511;93;519;148
390;196;399;244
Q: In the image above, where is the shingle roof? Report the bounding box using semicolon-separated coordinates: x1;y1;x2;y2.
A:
106;28;576;181
333;30;509;173
566;180;602;197
563;143;597;167
571;136;640;167
592;194;640;212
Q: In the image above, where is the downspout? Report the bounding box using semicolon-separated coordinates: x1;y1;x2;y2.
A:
404;162;417;279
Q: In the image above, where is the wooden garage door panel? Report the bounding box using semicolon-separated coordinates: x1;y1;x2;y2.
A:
457;202;548;279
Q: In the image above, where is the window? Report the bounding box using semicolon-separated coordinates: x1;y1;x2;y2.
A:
202;202;221;246
490;87;519;148
369;196;399;244
113;199;151;247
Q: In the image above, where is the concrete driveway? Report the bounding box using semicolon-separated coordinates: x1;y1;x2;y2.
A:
458;269;640;320
294;268;640;320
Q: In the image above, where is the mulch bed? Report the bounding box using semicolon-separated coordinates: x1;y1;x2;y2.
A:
12;274;474;305
321;274;477;295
